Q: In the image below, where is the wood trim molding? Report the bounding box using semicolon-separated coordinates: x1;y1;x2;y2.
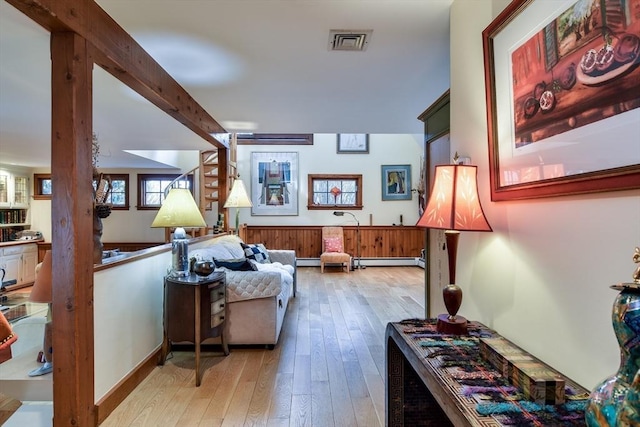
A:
95;348;162;424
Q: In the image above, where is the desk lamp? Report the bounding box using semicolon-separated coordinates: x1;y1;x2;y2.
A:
151;188;206;277
223;179;252;235
333;211;364;269
28;250;53;376
416;164;492;335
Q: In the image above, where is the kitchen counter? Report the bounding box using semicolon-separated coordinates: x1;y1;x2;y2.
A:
0;239;44;248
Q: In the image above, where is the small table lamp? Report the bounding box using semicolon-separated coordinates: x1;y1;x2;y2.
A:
416;164;492;335
151;188;206;277
28;250;53;376
223;179;252;234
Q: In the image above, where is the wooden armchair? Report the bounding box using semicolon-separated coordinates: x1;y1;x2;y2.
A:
320;227;351;273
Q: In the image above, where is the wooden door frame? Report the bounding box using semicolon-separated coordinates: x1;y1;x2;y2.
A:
418;90;450;319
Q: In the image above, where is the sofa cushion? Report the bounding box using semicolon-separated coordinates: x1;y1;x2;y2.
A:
190;240;246;264
241;243;271;263
214;258;253;271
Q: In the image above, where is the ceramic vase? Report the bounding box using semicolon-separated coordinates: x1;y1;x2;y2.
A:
585;286;640;426
617;368;640;425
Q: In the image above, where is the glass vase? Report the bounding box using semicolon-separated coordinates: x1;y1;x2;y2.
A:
585;285;640;426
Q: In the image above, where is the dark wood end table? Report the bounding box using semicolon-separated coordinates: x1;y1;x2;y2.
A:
161;271;228;386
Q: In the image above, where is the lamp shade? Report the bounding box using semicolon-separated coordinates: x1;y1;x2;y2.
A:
416;165;492;232
223;179;253;208
30;250;52;303
151;188;206;228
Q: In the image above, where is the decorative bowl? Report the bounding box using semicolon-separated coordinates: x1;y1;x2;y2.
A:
193;260;215;276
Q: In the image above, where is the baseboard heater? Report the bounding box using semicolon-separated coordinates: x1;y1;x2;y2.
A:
296;257;421;267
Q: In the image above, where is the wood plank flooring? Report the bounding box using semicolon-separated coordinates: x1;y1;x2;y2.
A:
101;266;426;427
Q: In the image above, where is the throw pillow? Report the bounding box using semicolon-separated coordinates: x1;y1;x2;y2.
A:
323;237;343;253
241;243;271;263
213;258;253;271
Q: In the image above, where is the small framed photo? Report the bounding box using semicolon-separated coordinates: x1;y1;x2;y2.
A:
381;164;411;201
337;134;369;153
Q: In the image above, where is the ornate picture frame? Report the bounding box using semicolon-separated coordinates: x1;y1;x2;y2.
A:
482;0;640;201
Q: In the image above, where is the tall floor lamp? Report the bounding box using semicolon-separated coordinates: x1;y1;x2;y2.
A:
333;211;365;269
416;164;492;335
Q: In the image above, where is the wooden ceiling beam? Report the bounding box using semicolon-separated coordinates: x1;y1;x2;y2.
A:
6;0;228;149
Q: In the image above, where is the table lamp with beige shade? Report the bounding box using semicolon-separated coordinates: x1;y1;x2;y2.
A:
223;179;252;235
151;188;207;277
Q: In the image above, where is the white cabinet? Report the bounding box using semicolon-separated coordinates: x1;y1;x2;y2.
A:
21;245;38;284
0;169;31;242
0;171;29;208
0;253;21;285
0;174;7;205
0;243;38;288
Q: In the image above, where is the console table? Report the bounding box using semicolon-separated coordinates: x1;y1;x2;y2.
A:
161;271;228;386
386;319;589;426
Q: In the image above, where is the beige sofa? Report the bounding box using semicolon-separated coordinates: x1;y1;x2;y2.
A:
190;235;296;348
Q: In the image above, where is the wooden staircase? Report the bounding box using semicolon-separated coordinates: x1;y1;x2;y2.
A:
199;150;221;211
198;134;236;230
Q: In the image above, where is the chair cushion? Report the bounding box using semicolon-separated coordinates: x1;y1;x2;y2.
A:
323;237;343;253
241;243;271;263
320;252;350;263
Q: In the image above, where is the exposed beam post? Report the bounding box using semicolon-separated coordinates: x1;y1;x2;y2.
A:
50;31;96;426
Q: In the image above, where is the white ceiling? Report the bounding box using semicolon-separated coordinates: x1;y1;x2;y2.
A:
0;0;453;169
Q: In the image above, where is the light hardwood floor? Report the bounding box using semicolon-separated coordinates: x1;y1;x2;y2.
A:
101;266;426;427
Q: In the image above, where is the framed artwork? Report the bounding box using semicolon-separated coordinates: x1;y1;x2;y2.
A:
250;152;299;215
483;0;640;201
337;134;369;153
381;164;412;201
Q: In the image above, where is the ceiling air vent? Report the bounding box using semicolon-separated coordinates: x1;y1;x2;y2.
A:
328;30;372;52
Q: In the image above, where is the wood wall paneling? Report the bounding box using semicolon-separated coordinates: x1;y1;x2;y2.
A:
39;226;424;264
244;226;425;259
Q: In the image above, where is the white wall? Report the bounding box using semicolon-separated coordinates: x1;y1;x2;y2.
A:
235;134;423;227
450;0;640;390
28;134;423;242
93;238;215;401
29;167;183;243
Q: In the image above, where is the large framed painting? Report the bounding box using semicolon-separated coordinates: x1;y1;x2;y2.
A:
483;0;640;201
381;164;412;201
250;152;299;216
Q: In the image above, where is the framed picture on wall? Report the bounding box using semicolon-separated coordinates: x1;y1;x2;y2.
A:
250;152;299;215
483;0;640;201
337;134;369;153
381;164;412;201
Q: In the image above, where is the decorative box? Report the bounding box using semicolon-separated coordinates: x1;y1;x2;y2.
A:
479;337;565;404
